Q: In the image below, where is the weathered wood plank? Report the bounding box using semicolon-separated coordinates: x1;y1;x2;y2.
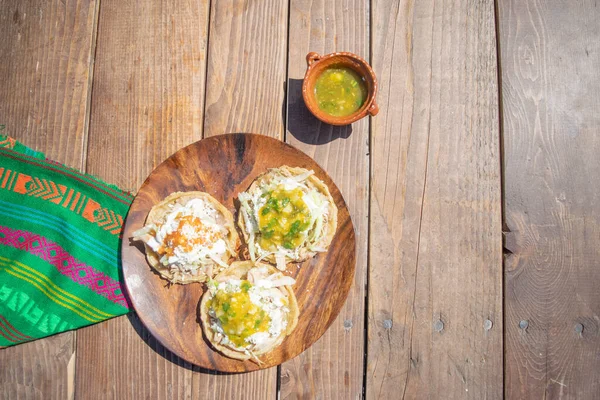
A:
0;0;98;169
0;0;99;398
499;1;600;398
282;0;369;398
193;0;288;397
202;0;288;138
76;0;209;398
0;332;76;400
368;1;503;398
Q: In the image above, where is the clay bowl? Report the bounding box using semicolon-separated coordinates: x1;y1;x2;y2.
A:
302;51;378;126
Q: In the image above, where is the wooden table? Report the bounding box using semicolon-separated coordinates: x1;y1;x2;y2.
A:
1;0;598;398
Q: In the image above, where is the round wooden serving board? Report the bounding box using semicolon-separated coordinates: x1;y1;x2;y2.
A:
121;133;356;372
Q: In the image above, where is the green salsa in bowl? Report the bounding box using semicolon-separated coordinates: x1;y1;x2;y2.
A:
302;51;378;126
314;66;368;117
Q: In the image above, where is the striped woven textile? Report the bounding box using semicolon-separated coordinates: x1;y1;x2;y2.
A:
0;135;132;346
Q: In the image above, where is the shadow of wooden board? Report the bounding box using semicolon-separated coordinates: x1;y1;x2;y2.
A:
499;1;600;398
368;1;503;399
283;0;369;398
75;0;209;398
0;0;99;398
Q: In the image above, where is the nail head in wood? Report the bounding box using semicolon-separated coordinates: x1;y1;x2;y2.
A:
434;319;444;332
484;319;493;330
519;320;529;329
575;323;584;334
383;319;393;329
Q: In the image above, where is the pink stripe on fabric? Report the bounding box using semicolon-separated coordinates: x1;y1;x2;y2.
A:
0;225;128;308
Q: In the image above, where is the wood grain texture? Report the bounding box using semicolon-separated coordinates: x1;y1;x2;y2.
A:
499;1;600;398
122;134;355;372
283;0;369;398
202;0;288;138
196;0;289;397
84;0;209;192
0;0;98;398
75;0;209;398
367;1;503;399
0;0;98;168
0;332;75;400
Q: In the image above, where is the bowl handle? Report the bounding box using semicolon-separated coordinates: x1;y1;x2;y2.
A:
368;100;379;116
306;52;321;66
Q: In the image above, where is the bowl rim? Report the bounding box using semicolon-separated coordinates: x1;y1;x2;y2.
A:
302;51;378;126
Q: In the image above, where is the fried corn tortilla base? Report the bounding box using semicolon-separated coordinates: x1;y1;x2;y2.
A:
199;261;299;361
142;191;240;284
237;166;338;266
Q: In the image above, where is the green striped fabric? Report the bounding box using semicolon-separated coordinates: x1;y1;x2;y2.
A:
0;135;132;346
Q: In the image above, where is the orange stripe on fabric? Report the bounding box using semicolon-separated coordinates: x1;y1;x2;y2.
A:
0;318;22;342
0;150;131;204
70;192;80;211
1;169;11;189
0;322;18;343
0;315;32;340
62;188;74;207
0;137;16;149
7;170;17;191
76;195;87;214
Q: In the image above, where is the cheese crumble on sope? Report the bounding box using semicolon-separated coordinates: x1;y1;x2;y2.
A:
200;262;299;362
132;192;239;284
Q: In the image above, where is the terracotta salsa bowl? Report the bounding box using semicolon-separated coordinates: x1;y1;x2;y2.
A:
302;51;379;126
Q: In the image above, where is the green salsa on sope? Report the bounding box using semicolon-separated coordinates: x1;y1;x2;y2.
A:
314;66;367;117
258;186;311;251
237;167;338;271
207;279;271;348
201;262;299;362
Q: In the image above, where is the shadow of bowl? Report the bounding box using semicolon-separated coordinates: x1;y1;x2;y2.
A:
286;78;353;145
